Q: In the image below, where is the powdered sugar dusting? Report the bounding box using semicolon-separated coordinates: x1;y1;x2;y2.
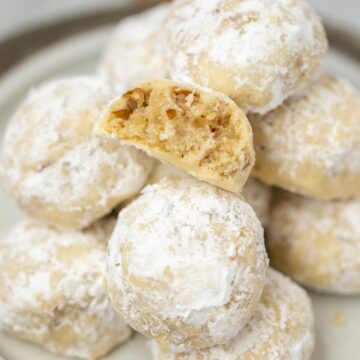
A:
268;191;360;294
107;179;267;352
147;162;271;226
0;218;131;359
151;268;314;360
163;0;327;113
0;76;154;229
250;74;360;195
98;4;169;93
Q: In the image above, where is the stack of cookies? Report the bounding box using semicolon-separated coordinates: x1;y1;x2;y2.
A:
0;0;358;359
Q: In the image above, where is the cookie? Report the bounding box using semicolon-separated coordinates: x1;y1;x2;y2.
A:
0;218;131;359
97;79;254;193
0;76;153;229
162;0;327;114
106;179;267;351
250;74;360;199
152;268;314;360
268;190;360;294
147;162;271;226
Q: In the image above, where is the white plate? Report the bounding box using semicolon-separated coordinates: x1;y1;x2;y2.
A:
0;23;360;360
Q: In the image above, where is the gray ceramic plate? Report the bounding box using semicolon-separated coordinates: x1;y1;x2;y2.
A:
0;8;360;360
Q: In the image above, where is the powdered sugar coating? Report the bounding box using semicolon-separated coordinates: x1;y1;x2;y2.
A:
0;218;132;360
151;268;314;360
107;179;267;351
250;74;360;199
98;4;169;93
163;0;327;114
268;190;360;294
0;76;154;229
147;162;271;226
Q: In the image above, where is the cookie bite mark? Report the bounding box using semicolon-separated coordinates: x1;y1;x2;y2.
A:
98;79;255;193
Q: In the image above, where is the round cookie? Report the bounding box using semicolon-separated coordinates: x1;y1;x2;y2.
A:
162;0;327;114
148;162;271;226
0;76;153;229
97;79;255;193
152;268;314;360
250;74;360;199
0;218;132;360
107;179;268;351
98;4;169;93
268;190;360;294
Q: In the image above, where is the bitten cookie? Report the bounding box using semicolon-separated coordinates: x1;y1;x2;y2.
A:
97;79;255;193
98;4;169;93
268;190;360;294
147;162;271;226
162;0;327;114
151;268;314;360
106;179;268;351
0;76;153;229
0;218;131;360
250;74;360;199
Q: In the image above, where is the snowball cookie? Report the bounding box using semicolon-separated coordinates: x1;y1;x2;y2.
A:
162;0;327;114
268;190;360;294
250;74;360;199
97;79;255;193
147;162;271;226
0;218;132;360
152;268;314;360
107;179;268;351
98;4;169;93
0;76;153;229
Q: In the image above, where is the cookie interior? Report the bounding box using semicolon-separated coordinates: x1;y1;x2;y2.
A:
100;80;253;192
